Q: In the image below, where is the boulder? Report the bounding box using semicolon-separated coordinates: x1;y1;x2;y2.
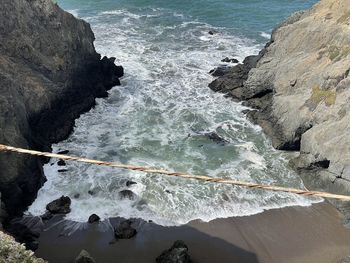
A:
88;214;100;224
75;250;96;263
114;220;137;239
209;66;232;77
40;211;53;221
46;196;71;214
57;159;66;166
156;240;192;263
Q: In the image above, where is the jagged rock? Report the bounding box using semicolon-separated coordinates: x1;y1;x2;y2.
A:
126;180;137;187
75;250;96;263
0;0;123;218
88;214;100;223
156;240;192;263
119;190;136;200
114;220;137;239
46;196;71;214
57;159;66;166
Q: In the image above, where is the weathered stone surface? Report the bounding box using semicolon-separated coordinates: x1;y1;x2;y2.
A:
114;220;137;239
0;0;123;218
75;250;96;263
209;0;350;205
156;240;192;263
46;196;71;214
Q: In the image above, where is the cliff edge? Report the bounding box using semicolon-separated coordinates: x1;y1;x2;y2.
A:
210;0;350;217
0;0;123;220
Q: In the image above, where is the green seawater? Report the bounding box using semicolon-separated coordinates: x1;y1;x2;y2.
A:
28;0;320;225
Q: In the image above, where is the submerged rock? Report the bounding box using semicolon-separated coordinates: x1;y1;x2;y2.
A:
75;249;96;263
114;220;137;239
126;180;137;187
46;196;71;214
88;214;100;224
205;132;228;144
119;190;136;200
156;240;192;263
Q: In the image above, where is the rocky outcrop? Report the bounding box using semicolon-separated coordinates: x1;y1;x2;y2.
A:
209;0;350;204
75;250;96;263
114;220;137;239
46;196;71;214
156;240;192;263
0;0;123;220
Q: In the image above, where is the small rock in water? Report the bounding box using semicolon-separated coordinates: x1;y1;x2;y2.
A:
57;150;69;155
221;57;239;63
126;180;137;187
88;190;95;196
205;132;228;144
57;159;66;166
208;30;217;35
46;196;71;214
156;240;192;263
75;249;96;263
114;220;137;239
119;190;136;200
58;169;68;173
88;214;100;224
73;193;80;199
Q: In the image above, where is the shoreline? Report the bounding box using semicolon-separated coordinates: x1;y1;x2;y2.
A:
34;202;350;263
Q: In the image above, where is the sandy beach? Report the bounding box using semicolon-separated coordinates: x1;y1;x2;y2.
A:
34;202;350;263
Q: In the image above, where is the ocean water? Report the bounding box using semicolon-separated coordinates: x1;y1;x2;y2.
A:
28;0;319;225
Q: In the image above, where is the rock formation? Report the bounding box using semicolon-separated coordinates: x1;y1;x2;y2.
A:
209;0;350;210
0;0;123;221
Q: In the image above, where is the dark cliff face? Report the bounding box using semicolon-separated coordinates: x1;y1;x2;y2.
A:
0;0;123;218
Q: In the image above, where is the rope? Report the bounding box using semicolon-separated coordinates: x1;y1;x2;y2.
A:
1;143;350;201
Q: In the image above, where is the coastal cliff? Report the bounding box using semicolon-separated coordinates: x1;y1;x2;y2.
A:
210;0;350;214
0;0;123;221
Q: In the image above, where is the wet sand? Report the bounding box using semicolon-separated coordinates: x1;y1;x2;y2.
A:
35;202;350;263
